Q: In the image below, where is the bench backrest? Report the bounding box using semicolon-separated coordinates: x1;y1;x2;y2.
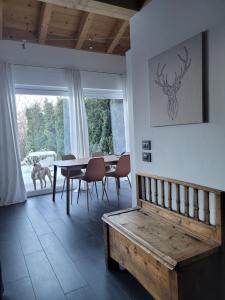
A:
136;173;225;244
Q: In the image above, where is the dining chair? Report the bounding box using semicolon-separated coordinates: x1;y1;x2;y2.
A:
77;157;109;211
91;151;112;187
61;154;83;203
105;154;131;201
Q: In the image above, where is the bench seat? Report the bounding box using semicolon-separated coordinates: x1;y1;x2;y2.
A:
102;207;220;270
103;206;221;300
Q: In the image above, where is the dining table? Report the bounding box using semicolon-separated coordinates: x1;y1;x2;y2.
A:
52;155;120;214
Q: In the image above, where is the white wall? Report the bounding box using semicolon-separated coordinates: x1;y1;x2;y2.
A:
129;0;225;205
0;40;125;91
0;40;125;73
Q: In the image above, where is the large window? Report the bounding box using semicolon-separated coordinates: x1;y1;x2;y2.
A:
16;94;70;195
16;92;127;196
85;98;126;155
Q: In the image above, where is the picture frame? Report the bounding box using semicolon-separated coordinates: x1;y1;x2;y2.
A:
148;33;205;126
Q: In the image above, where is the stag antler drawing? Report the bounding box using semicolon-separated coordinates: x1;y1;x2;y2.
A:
155;46;191;120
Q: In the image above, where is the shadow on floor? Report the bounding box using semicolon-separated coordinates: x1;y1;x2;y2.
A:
0;180;153;300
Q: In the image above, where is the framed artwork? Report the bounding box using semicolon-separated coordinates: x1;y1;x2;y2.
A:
149;33;205;126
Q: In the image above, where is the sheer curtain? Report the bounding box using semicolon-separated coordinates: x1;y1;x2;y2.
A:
121;75;130;152
0;62;26;206
65;69;89;158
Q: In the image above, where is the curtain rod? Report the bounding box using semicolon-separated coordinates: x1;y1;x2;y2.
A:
13;63;125;76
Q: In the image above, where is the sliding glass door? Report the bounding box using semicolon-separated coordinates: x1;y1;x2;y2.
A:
16;94;70;196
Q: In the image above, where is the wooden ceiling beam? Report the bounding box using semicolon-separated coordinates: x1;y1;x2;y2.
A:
75;12;94;49
39;0;141;20
93;0;146;11
0;0;3;39
38;3;53;44
107;20;128;54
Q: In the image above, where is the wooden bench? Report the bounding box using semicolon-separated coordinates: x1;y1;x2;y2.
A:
102;173;225;300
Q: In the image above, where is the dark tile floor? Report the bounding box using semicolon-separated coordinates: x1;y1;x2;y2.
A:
0;180;153;300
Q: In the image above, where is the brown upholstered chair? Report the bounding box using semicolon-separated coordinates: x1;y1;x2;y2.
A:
92;151;111;169
105;154;131;201
61;154;83;203
77;157;108;211
91;151;112;187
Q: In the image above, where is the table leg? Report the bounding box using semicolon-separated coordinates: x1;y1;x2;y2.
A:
52;165;57;202
66;168;70;215
0;261;4;299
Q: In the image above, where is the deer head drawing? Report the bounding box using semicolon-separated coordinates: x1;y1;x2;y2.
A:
155;46;191;120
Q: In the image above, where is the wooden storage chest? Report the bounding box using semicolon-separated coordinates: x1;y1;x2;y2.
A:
102;173;225;300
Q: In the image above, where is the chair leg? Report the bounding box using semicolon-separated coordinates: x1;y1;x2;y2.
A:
127;176;131;188
61;177;66;199
102;180;109;203
88;184;93;201
86;182;89;212
94;182;99;200
116;178;120;202
118;178;120;189
71;179;73;205
77;180;81;204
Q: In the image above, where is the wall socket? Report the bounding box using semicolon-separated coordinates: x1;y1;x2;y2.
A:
142;140;151;150
142;152;152;162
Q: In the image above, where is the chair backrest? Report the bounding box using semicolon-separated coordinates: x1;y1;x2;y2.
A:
92;151;104;157
115;154;130;177
62;154;76;160
84;157;106;182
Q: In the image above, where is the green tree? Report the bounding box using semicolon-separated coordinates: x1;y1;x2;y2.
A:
85;98;113;154
55;98;65;156
26;103;46;153
100;105;113;153
43;99;56;151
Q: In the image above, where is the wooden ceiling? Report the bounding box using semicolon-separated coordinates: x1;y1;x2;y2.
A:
0;0;146;55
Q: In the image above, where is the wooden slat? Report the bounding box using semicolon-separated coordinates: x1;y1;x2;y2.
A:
40;0;138;20
161;180;165;208
0;0;3;39
176;184;180;213
38;3;53;44
107;20;128;54
168;182;172;210
154;179;158;205
194;189;199;220
137;175;142;204
215;193;222;243
148;178;152;202
184;186;189;217
75;12;95;49
141;176;146;201
204;191;210;225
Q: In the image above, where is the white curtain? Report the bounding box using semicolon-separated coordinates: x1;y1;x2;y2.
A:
65;69;89;158
121;75;130;152
0;62;26;206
